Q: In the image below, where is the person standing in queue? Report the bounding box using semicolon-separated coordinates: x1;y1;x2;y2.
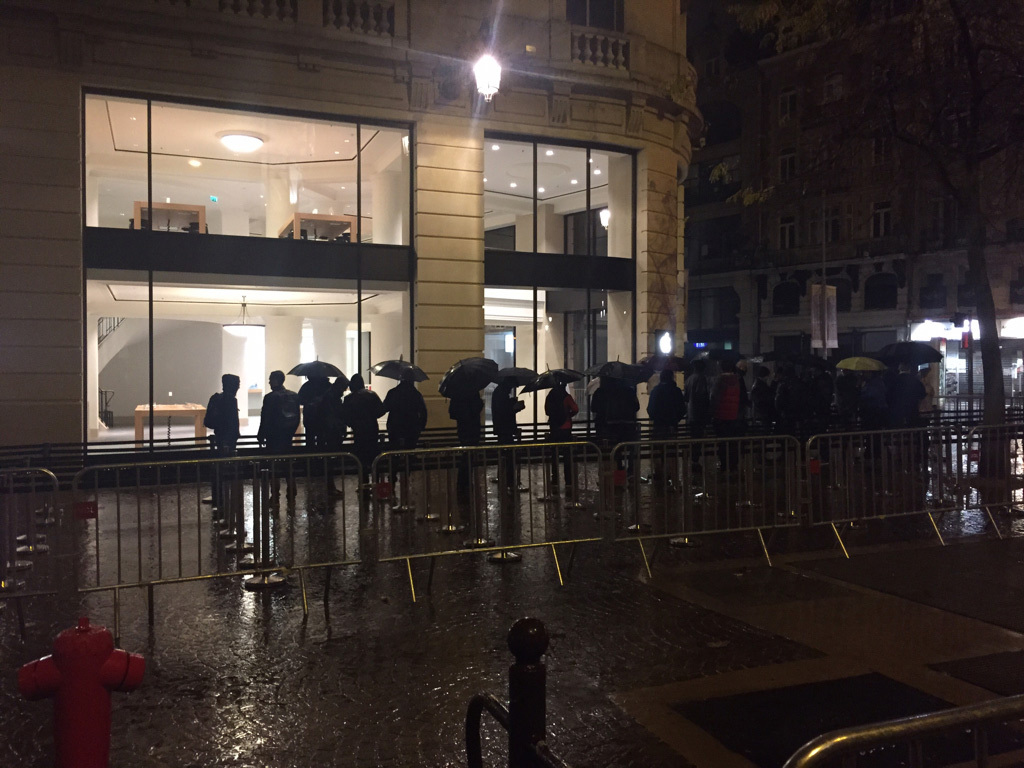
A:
342;373;385;487
256;370;300;502
204;373;241;510
492;377;525;493
298;374;331;450
382;369;428;503
544;382;579;491
449;391;484;493
647;368;685;489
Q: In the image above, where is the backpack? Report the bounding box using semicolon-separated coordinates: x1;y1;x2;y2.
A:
277;390;301;435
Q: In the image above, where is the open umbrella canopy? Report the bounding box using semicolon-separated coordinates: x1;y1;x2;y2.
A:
288;360;345;379
495;367;538;387
836;356;887;372
370;358;428;382
585;360;654;383
438;357;499;399
521;368;584;393
875;341;943;366
638;354;689;373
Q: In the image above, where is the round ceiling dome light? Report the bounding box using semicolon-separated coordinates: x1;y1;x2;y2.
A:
219;133;264;153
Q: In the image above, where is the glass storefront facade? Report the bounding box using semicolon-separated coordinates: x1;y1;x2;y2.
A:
84;92;412;441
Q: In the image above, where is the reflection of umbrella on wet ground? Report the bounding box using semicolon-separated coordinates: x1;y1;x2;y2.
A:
495;367;538;387
875;341;943;366
370;358;428;382
585;361;654;383
521;368;584;393
288;360;345;379
836;356;887;371
638;354;689;372
438;357;499;399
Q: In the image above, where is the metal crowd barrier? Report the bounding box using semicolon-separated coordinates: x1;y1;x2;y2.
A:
0;467;62;638
805;425;965;553
611;435;803;571
961;423;1024;535
71;451;364;641
371;441;604;601
783;693;1024;767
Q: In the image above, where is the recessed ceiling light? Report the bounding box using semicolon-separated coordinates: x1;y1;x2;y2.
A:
509;182;517;188
259;194;264;198
492;144;500;151
588;158;593;163
129;116;137;121
344;139;350;143
340;186;346;190
312;208;318;214
165;197;171;203
334;150;340;155
593;168;602;175
570;179;578;185
219;133;264;153
545;149;554;156
188;159;202;168
483;178;487;183
537;187;545;193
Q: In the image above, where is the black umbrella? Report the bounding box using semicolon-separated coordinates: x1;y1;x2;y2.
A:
875;341;943;366
638;354;689;373
370;358;428;382
585;361;655;383
288;360;345;379
495;367;538;387
521;368;584;393
438;357;499;399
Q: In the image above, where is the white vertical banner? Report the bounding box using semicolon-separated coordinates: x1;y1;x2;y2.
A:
810;283;838;349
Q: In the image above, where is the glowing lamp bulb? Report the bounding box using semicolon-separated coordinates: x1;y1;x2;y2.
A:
473;55;502;101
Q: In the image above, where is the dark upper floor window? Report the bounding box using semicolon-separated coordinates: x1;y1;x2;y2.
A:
779;215;797;249
567;0;624;31
827;278;852;312
917;273;945;310
823;73;844;104
779;149;797;182
773;282;801;315
779;88;798;124
871;201;892;238
872;135;892;166
702;101;742;145
865;272;899;310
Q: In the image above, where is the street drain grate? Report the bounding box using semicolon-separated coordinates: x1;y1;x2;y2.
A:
673;673;1022;768
931;650;1024;696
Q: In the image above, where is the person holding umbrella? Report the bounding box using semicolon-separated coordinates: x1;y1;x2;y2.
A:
342;373;386;487
492;373;527;493
439;357;499;493
298;373;332;450
382;367;428;451
545;381;579;491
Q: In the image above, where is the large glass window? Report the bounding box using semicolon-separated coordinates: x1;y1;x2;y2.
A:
85;93;409;245
484;138;633;258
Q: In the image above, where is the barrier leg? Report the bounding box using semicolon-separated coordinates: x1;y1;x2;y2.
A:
244;471;286;590
426;557;436;595
637;538;652;579
926;512;946;546
14;596;25;641
299;567;308;617
147;584;154;627
984;507;1004;540
406;557;417;603
756;528;773;567
550;544;564;587
831;522;850;559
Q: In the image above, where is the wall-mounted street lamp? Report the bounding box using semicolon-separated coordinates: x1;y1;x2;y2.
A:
599;208;611;229
473;54;502;101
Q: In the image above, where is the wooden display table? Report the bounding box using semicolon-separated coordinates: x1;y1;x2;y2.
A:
133;201;207;233
134;403;207;445
278;212;358;242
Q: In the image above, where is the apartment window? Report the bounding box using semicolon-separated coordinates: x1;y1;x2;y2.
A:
779;88;798;124
779;148;797;182
823;73;844;104
825;206;842;243
705;57;721;78
773;282;801;315
871;202;892;238
779;215;797;249
566;0;624;31
917;273;946;310
866;273;900;310
872;135;892;165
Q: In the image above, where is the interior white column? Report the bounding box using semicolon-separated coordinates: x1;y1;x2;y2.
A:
264;316;303;388
372;154;410;245
607;154;632;259
311;318;350;375
266;168;296;239
86;316;101;439
536;204;562;253
85;178;99;228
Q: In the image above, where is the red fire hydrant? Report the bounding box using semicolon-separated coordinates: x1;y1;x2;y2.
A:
18;616;145;768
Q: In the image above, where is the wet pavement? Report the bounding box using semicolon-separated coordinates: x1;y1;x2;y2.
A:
7;458;1024;766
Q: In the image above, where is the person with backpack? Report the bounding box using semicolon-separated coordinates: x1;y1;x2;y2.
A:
257;370;301;501
544;382;579;490
647;369;685;489
204;373;241;510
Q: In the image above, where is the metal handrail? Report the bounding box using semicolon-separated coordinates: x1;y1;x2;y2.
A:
466;694;510;768
783;693;1024;767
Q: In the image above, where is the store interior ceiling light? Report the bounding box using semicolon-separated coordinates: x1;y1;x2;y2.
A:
223;295;264;336
219;133;264;153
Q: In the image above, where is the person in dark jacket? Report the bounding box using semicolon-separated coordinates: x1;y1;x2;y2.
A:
383;369;428;450
711;360;743;470
492;377;525;492
544;382;579;490
380;369;428;506
749;365;776;431
257;370;300;501
647;369;685;489
685;360;711;439
342;373;385;484
204;373;241;509
298;374;331;450
449;392;484;491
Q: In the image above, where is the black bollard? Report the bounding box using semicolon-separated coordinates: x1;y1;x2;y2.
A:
507;617;549;768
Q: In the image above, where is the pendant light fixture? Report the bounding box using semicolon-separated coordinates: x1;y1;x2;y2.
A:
223;295;264;338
